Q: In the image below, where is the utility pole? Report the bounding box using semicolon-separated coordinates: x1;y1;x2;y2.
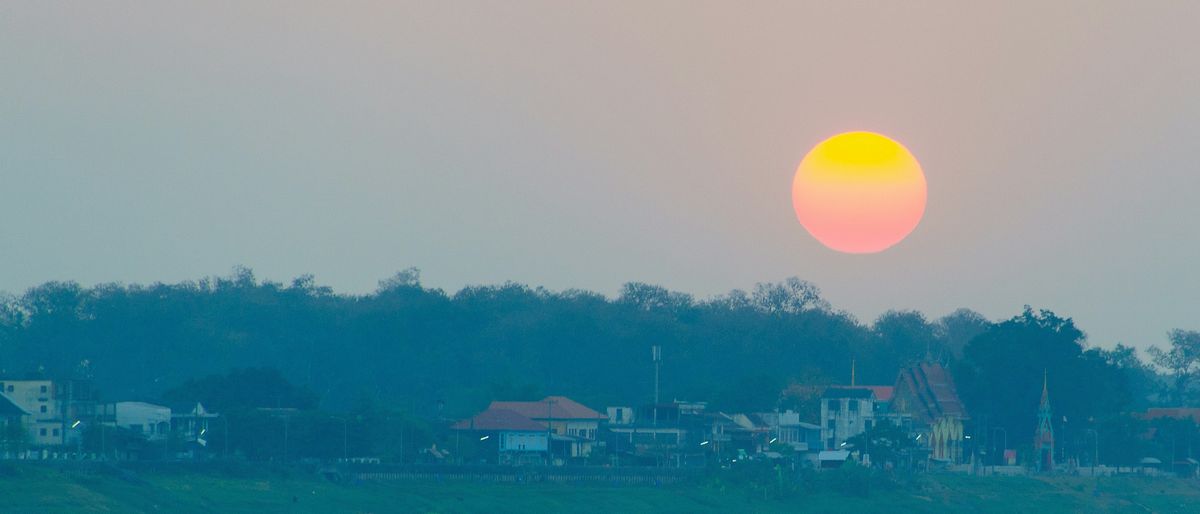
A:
652;345;662;427
342;417;349;462
282;414;290;463
545;398;557;465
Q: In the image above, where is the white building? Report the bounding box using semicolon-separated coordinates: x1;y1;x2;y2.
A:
607;406;635;425
820;387;878;450
99;402;172;441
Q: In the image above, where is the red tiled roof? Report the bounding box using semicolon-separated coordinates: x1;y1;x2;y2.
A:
489;396;605;420
1141;408;1200;424
893;362;968;423
848;385;894;402
451;408;547;432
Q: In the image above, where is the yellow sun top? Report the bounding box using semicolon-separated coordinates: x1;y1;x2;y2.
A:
800;131;920;182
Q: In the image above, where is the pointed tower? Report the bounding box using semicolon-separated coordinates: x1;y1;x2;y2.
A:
1033;369;1055;472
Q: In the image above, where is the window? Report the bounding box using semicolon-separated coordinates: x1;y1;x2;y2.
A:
849;400;859;412
52;429;60;437
39;405;47;413
826;438;835;450
40;385;47;393
615;409;623;422
39;428;47;436
827;400;840;412
865;420;874;431
826;419;835;429
5;385;10;392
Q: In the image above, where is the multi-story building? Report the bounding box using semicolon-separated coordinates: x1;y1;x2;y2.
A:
606;400;710;466
820;387;879;450
0;378;96;447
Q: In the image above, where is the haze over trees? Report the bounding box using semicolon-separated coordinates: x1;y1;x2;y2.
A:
0;268;1193;464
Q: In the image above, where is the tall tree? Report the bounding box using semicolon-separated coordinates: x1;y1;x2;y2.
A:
955;307;1132;449
1148;330;1200;406
935;308;990;358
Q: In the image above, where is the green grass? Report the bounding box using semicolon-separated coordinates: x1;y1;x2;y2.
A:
0;464;1197;513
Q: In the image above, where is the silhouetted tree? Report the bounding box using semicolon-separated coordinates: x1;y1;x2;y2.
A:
1148;330;1200;406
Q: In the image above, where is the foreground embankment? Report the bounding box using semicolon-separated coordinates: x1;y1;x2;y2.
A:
0;462;1197;513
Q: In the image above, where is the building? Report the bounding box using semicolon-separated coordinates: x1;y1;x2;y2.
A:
820;387;879;450
451;407;549;465
170;402;220;456
891;362;970;463
0;394;29;456
757;410;822;453
0;378;98;448
489;396;605;460
607;406;635;426
606;401;711;467
98;402;172;441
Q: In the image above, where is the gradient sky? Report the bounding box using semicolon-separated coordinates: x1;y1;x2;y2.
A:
3;2;1199;351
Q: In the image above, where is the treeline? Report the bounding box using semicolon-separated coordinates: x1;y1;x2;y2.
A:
0;267;1195;462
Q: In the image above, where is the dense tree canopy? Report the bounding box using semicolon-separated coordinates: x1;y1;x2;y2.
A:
0;270;1174;442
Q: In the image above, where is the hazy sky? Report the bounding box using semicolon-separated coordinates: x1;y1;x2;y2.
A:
3;2;1198;351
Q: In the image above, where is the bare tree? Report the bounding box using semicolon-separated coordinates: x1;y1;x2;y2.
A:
1148;329;1200;406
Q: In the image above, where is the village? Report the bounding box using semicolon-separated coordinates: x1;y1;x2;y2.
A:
2;352;1195;481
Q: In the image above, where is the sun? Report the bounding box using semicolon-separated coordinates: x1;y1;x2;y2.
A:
792;131;927;254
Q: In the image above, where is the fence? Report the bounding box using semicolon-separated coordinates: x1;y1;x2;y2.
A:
346;463;702;486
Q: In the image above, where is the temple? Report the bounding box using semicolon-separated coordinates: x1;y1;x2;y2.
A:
890;361;969;463
1033;370;1055;472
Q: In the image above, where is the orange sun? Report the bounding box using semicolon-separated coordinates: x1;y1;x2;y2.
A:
792;131;926;253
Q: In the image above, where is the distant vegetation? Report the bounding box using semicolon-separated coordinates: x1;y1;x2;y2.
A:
0;267;1196;464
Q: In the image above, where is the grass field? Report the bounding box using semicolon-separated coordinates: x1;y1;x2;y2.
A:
0;464;1198;513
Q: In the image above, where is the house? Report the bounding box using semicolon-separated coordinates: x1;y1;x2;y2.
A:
451;407;549;465
756;410;823;465
709;412;771;457
820;387;879;450
0;393;29;456
0;378;98;448
819;449;851;468
489;396;605;460
890;362;970;463
98;402;172;441
170;402;220;456
606;401;710;467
